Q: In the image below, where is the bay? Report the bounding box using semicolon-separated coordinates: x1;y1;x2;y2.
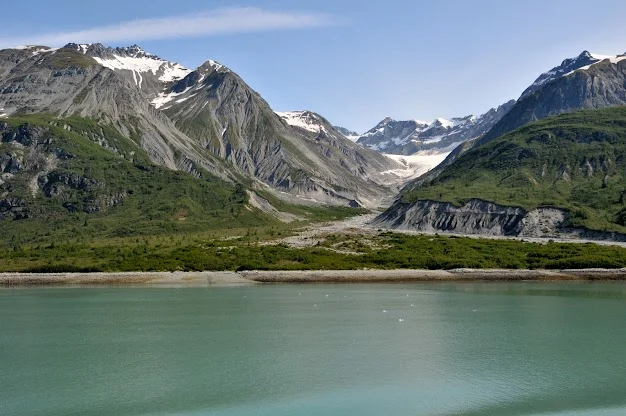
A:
2;282;626;416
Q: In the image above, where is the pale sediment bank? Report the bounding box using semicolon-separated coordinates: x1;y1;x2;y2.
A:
2;269;626;286
0;271;255;287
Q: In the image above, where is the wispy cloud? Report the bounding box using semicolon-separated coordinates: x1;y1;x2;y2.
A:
0;7;338;48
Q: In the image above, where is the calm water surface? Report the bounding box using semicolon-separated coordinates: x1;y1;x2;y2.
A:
2;282;626;416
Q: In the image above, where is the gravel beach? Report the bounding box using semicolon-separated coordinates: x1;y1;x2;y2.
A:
2;268;626;286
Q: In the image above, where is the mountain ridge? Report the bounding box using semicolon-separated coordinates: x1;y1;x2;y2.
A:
354;101;516;155
0;43;406;208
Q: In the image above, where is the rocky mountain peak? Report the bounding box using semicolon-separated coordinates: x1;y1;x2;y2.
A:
520;50;626;100
197;59;230;74
63;43;156;60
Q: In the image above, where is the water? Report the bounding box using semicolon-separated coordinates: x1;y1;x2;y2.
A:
2;283;626;416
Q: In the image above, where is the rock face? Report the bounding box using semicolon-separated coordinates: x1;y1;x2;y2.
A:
0;119;146;216
0;45;228;179
0;43;405;207
158;61;405;206
355;101;516;155
373;199;626;241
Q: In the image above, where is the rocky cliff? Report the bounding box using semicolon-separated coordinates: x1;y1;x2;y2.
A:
373;199;626;242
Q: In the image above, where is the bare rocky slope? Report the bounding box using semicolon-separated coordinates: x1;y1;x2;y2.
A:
0;45;230;179
373;199;626;242
0;44;404;208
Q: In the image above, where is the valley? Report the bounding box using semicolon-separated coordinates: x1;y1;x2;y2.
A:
2;42;626;273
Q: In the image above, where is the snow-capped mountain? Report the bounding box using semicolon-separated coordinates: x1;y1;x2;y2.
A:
520;51;626;99
356;101;516;155
62;43;192;100
79;44;190;83
479;49;626;145
0;43;406;208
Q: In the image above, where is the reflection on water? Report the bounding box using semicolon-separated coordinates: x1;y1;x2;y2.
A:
1;282;626;416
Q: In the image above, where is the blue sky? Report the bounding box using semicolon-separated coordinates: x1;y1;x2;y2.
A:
2;1;626;132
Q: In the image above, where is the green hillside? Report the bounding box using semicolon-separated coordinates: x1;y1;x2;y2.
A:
402;106;626;233
0;115;278;245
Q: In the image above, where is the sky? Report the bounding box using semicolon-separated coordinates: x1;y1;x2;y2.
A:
2;0;626;132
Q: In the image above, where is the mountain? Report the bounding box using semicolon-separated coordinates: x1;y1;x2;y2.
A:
375;106;626;241
333;126;360;141
0;44;228;179
153;68;404;207
0;114;273;245
407;49;626;189
355;101;515;155
0;44;405;208
479;51;626;145
519;51;626;100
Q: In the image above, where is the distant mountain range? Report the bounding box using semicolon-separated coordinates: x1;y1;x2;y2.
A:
3;41;626;242
352;101;515;155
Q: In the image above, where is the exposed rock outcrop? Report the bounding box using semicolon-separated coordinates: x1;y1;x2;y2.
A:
374;199;626;242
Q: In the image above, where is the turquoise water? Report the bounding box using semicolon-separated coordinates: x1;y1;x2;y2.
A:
2;283;626;416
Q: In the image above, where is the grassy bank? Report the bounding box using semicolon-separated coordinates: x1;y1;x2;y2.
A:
2;231;626;273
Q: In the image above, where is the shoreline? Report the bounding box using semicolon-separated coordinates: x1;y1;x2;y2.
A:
2;268;626;286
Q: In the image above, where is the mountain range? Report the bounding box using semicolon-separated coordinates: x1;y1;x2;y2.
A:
352;101;516;155
3;42;626;243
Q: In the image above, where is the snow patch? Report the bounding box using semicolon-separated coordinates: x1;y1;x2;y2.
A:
435;118;455;129
371;141;390;152
94;54;191;85
151;86;194;109
175;92;198;104
206;60;229;73
9;45;57;56
276;111;327;134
